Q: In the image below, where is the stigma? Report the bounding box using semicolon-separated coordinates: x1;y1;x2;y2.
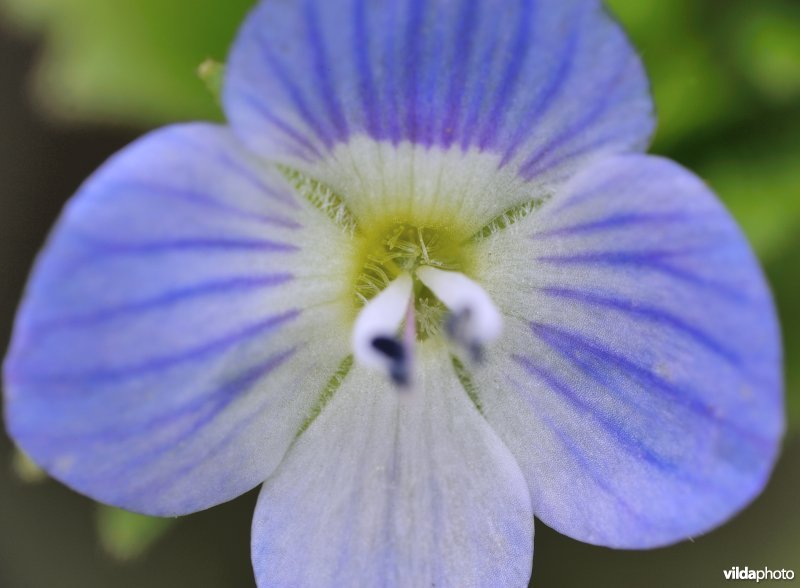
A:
352;267;503;386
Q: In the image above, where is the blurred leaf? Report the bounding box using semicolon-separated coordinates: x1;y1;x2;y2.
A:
700;125;800;264
0;0;254;126
608;0;747;152
11;449;46;484
96;505;176;562
726;1;800;104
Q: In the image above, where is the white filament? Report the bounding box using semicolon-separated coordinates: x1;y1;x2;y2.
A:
416;266;503;350
352;273;413;371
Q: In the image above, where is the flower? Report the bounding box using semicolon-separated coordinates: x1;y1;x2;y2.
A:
3;0;784;585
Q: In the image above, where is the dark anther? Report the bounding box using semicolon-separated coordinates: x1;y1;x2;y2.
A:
372;336;406;361
445;308;483;363
445;307;472;340
372;336;410;387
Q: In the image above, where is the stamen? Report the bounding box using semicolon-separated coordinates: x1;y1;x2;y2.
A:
352;272;414;385
416;266;503;361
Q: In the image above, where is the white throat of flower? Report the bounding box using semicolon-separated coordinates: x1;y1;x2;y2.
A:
352;267;503;386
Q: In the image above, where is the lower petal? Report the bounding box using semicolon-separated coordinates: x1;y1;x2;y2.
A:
252;343;533;587
472;154;783;547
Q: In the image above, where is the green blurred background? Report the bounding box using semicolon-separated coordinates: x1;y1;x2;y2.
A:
0;0;798;586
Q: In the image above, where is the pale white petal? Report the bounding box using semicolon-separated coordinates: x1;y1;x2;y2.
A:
252;343;533;588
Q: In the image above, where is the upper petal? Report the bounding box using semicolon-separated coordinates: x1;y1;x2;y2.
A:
3;124;355;516
252;343;533;587
471;154;783;547
224;0;653;186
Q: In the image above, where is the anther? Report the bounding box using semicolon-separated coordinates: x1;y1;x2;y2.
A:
416;266;503;362
371;337;409;386
352;273;414;385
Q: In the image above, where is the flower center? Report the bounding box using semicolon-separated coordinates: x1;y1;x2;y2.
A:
350;223;502;385
353;222;471;338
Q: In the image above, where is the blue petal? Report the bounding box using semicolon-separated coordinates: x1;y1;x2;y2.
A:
224;0;653;182
252;346;533;587
3;124;356;515
472;154;783;547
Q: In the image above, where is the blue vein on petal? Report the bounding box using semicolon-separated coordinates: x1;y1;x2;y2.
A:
73;349;299;505
441;0;479;145
512;350;759;499
512;353;679;472
536;286;741;365
304;0;349;142
11;310;300;383
474;0;534;150
27;273;292;333
530;211;696;239
354;0;380;139
70;231;298;255
457;7;502;150
257;34;334;149
521;384;660;537
163;131;303;209
526;321;772;450
239;91;323;159
107;180;302;229
403;0;425;143
18;348;298;448
518;48;633;179
535;247;749;304
498;2;578;165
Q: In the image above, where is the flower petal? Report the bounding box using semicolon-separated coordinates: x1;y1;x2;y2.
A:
471;154;783;547
252;344;533;587
224;0;653;184
3;124;355;516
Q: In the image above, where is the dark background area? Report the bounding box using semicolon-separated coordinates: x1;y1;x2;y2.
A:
1;2;799;586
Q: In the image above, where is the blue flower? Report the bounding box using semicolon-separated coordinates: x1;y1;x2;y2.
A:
4;0;784;586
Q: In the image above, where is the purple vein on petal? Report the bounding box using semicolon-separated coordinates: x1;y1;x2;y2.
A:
536;286;740;365
70;232;299;255
256;34;334;149
121;348;302;511
304;0;349;142
17;348;297;449
11;310;300;383
517;379;660;537
522;125;642;183
441;0;479;146
402;0;426;143
457;17;501;150
527;321;773;451
518;51;634;179
380;0;402;143
237;91;323;160
420;12;446;146
512;353;679;472
499;3;580;167
535;248;749;304
353;0;381;139
107;180;302;229
475;0;534;150
27;274;293;333
530;212;694;239
160;131;308;205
